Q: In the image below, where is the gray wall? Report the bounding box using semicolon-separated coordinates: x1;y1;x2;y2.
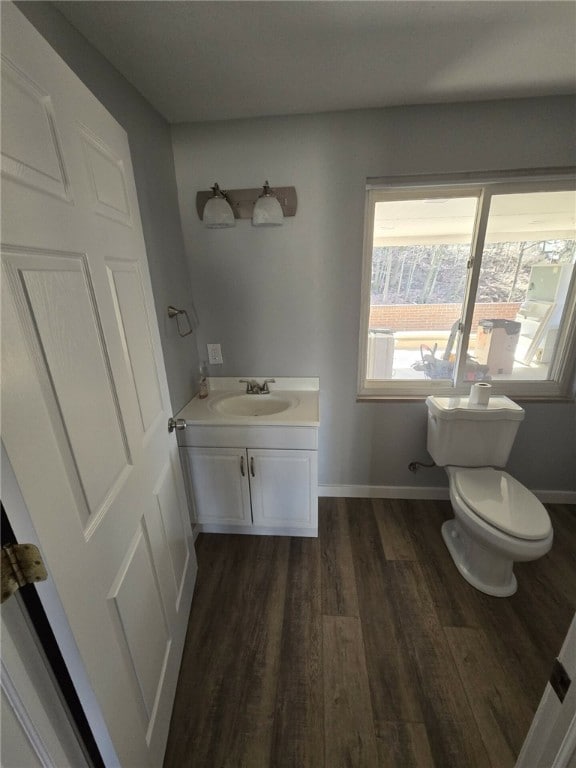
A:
172;98;576;492
18;2;199;413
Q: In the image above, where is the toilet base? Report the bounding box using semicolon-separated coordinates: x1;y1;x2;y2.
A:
441;519;517;597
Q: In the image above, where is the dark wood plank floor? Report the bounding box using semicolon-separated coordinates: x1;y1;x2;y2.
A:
164;499;576;768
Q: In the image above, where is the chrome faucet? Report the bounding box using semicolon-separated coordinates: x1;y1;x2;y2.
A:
239;378;276;394
239;379;258;394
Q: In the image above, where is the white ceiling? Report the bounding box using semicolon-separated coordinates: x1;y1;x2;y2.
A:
54;1;576;124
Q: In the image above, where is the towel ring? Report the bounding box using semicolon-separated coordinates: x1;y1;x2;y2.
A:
167;305;193;337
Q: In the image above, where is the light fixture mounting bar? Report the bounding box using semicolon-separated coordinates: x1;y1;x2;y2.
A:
196;186;297;221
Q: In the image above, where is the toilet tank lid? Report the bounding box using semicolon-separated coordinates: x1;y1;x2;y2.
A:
426;395;525;421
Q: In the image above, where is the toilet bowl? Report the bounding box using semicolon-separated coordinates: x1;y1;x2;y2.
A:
443;467;553;597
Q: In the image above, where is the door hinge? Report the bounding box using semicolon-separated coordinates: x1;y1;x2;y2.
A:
467;258;474;269
550;658;571;703
1;543;48;604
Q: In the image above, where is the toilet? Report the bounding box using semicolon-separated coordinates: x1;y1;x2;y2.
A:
425;394;553;597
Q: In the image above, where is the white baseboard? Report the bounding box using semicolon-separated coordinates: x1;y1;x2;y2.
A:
319;485;450;500
319;484;576;504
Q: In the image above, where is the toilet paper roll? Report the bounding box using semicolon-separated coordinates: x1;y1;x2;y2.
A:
469;382;492;406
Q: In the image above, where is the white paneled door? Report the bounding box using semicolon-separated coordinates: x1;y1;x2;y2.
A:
516;612;576;768
1;5;197;766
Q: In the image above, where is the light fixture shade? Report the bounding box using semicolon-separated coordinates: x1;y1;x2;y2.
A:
252;181;284;226
203;184;235;228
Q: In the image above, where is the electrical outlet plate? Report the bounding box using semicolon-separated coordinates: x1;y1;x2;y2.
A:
207;343;223;365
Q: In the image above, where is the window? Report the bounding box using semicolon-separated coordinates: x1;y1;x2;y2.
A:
358;172;576;399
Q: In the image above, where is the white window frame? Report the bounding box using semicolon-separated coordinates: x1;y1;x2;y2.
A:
358;170;576;400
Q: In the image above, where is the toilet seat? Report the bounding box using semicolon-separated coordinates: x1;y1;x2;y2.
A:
452;467;551;541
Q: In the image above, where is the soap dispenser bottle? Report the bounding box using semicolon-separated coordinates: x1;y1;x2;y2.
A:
198;361;209;399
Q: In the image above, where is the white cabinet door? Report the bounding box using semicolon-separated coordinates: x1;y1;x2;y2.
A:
184;448;252;526
249;449;317;529
1;6;196;766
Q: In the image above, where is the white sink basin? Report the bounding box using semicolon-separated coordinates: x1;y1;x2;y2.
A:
210;394;298;418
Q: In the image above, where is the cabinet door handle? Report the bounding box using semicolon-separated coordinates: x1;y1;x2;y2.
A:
240;455;245;477
250;456;255;477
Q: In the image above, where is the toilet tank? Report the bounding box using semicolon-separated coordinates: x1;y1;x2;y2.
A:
426;395;525;467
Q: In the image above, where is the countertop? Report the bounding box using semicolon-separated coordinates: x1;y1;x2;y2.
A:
176;377;320;427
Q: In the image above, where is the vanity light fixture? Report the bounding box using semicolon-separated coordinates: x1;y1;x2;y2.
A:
252;181;284;227
196;183;297;226
202;183;235;228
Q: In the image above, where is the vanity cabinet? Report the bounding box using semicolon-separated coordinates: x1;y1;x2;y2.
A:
183;447;317;534
179;425;318;537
